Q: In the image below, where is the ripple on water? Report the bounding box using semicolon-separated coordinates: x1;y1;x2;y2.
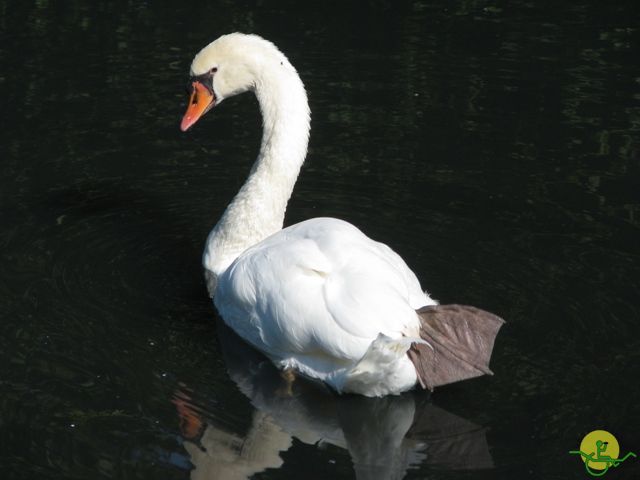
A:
0;178;233;478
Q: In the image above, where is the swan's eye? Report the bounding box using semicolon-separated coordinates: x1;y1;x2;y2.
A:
211;67;218;73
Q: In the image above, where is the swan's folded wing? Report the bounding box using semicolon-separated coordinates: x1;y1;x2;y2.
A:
322;245;422;340
216;235;334;356
217;233;374;363
216;218;427;365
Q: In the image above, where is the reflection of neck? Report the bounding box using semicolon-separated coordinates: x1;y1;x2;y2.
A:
203;58;310;292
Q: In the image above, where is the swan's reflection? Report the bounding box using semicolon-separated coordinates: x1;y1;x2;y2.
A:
173;322;493;479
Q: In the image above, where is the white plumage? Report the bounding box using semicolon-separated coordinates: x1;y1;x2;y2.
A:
181;33;502;397
215;217;436;396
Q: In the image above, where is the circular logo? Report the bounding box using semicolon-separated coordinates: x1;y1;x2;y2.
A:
579;430;620;471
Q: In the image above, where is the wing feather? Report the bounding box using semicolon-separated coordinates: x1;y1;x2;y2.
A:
215;218;431;369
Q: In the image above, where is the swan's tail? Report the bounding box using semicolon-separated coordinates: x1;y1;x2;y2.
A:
341;333;429;396
407;304;505;391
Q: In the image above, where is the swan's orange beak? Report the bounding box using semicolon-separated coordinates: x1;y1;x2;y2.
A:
181;81;215;132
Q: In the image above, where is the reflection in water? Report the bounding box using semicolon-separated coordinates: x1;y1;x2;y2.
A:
173;322;493;479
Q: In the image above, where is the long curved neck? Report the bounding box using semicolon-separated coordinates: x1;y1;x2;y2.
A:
204;61;310;293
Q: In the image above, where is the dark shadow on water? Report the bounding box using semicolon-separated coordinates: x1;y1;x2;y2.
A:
172;321;494;480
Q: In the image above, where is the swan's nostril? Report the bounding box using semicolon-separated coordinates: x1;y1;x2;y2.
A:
186;82;199;104
181;81;215;131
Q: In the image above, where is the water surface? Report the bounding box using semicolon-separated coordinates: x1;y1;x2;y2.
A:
1;1;639;479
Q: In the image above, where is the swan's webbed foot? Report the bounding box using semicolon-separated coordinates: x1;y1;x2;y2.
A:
275;368;296;397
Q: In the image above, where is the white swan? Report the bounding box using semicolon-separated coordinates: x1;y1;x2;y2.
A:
180;33;504;397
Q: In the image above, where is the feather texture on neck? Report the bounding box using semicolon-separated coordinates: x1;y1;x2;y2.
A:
202;38;310;293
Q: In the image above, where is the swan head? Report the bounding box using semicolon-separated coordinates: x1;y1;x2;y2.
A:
181;33;290;131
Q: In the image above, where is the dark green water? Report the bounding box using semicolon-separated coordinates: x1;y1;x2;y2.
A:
1;1;639;479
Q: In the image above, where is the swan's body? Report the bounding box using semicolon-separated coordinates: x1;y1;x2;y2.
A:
181;34;503;397
215;217;435;395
